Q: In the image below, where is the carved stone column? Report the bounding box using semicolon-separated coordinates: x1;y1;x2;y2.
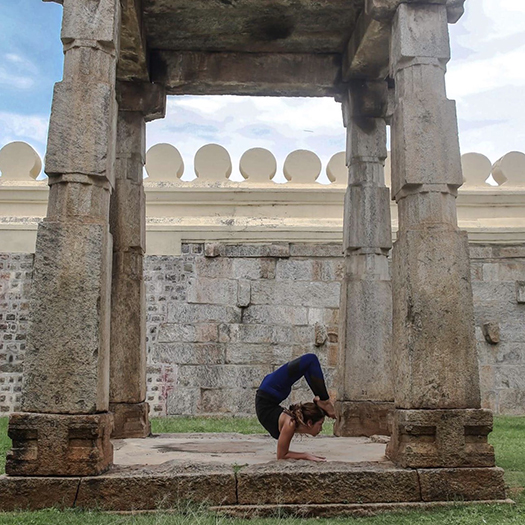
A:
109;82;165;438
6;0;120;476
384;2;496;469
335;82;394;437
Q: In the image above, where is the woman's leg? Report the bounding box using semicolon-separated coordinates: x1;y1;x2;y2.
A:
286;354;335;417
285;353;328;400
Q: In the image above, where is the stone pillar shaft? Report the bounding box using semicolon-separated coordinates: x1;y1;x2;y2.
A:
107;81;165;439
335;85;394;437
386;3;493;469
7;0;121;476
109;107;149;438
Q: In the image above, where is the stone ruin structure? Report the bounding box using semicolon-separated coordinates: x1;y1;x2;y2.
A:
1;0;510;513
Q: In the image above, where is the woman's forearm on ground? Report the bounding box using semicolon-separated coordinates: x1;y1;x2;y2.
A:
278;450;310;460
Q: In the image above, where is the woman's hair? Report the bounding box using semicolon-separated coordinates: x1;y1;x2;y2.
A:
285;402;325;428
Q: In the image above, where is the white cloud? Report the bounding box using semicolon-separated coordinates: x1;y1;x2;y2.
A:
0;112;48;153
0;67;35;90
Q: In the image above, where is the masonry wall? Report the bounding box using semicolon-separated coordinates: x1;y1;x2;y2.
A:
1;243;524;416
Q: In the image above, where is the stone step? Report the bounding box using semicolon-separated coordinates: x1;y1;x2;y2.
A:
0;463;508;513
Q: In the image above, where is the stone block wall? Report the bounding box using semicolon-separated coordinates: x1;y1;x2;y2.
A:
144;243;342;416
470;245;525;414
0;253;33;414
1;243;524;416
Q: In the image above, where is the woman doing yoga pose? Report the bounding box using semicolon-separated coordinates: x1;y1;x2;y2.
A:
255;353;336;462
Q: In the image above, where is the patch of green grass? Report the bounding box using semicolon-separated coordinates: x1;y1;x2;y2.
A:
489;416;525;501
150;416;334;436
151;415;265;435
0;416;9;475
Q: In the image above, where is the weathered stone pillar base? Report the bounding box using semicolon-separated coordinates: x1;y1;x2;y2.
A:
6;412;113;476
386;409;496;469
109;402;150;439
334;400;394;437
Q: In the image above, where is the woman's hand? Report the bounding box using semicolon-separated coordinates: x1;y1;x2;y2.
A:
304;453;326;462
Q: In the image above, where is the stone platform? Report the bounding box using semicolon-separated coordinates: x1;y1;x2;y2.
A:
0;433;509;514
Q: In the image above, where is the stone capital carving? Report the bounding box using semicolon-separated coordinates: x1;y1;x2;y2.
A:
117;81;166;122
366;0;465;24
343;80;389;122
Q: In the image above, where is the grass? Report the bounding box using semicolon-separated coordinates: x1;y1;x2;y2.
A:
0;416;523;525
0;416;8;475
150;415;335;436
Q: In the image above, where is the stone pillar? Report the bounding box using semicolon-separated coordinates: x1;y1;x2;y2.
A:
109;81;165;438
385;2;496;469
6;0;120;476
335;81;394;437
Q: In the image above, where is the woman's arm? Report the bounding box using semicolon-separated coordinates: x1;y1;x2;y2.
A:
276;418;326;461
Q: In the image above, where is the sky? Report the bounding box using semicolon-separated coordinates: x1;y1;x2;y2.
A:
0;0;524;180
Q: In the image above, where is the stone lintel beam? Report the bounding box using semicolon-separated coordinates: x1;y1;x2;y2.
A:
366;0;465;24
343;11;390;81
151;50;343;97
117;81;166;122
118;0;149;82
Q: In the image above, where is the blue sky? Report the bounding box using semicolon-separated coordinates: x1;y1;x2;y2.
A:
0;0;524;179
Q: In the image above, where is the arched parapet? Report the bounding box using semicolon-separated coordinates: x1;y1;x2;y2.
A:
194;144;232;182
239;148;277;184
460;152;493;188
145;143;184;182
0;142;43;184
326;152;346;185
492;151;525;188
283;149;322;184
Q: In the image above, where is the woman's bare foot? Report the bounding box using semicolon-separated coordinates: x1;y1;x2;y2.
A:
314;396;336;418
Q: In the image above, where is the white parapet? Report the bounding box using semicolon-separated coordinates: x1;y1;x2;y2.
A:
1;141;525;254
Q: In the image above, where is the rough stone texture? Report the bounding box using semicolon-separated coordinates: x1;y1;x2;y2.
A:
154;51;344;97
386;409;495;469
392;230;481;409
0;253;32;414
0;476;80;511
471;245;525;415
418;467;507;502
338;271;393;401
118;1;149;82
334;401;393;437
45;81;118;181
109;401;150;439
22;220;112;414
337;111;393;437
61;0;120;46
1;243;524;416
108;109;149;439
237;462;421;505
6;412;113;476
75;462;237;510
144;0;361;54
109;252;146;403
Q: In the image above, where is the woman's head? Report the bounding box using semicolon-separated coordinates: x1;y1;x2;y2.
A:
286;402;325;436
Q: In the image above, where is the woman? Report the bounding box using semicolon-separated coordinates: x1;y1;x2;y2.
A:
255;353;336;462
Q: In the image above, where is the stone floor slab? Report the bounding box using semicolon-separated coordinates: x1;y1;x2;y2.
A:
113;432;387;466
